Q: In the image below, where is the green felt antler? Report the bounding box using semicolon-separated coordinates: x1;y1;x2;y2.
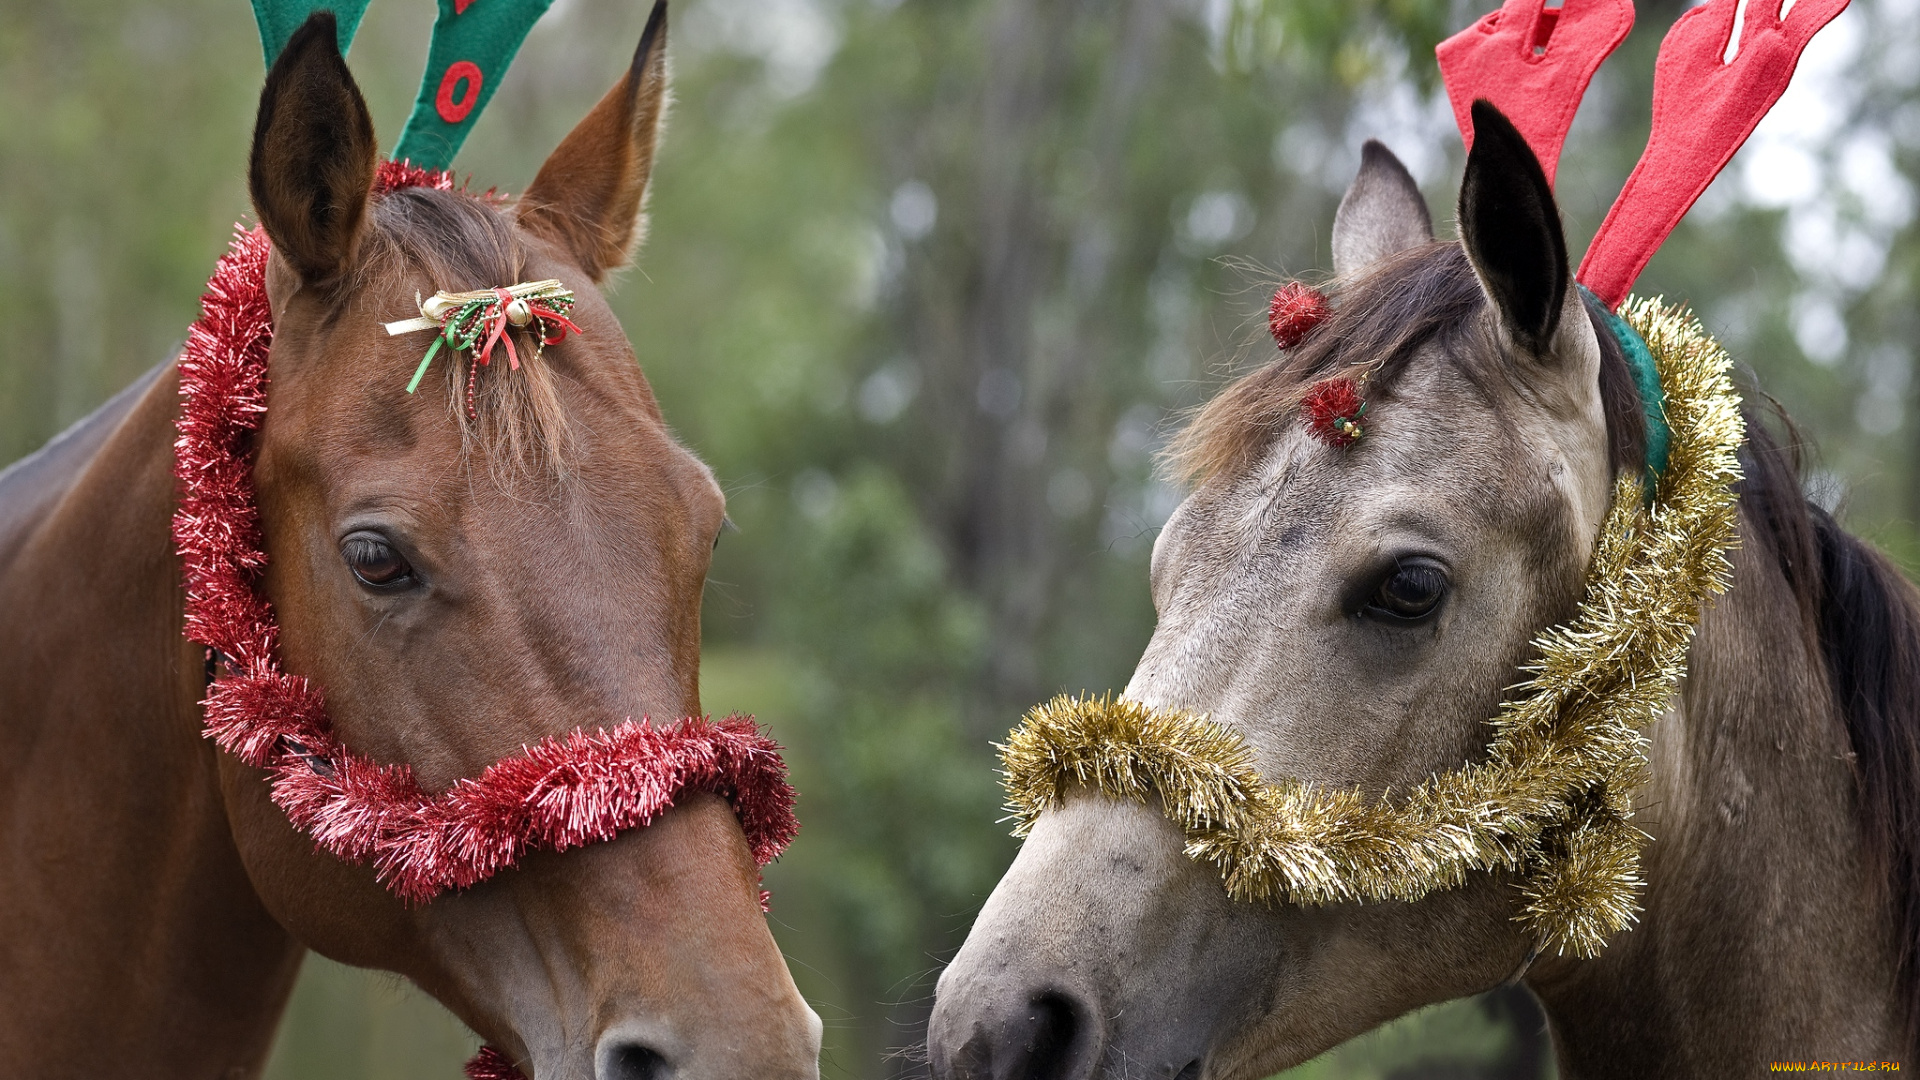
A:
251;1;373;66
391;0;557;171
249;1;560;175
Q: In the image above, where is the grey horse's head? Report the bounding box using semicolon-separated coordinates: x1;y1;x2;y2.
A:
929;103;1651;1080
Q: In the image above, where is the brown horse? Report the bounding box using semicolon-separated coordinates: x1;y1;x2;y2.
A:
927;109;1920;1077
0;12;819;1080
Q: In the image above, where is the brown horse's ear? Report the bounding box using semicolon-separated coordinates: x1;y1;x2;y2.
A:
518;0;669;282
248;12;377;288
1332;140;1433;277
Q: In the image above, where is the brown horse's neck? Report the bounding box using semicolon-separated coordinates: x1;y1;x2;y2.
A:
1526;513;1908;1076
0;361;302;1078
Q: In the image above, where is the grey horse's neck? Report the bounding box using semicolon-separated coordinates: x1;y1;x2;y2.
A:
1525;511;1906;1076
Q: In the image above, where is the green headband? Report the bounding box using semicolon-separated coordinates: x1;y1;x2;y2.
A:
1585;285;1673;479
251;0;370;66
250;0;556;172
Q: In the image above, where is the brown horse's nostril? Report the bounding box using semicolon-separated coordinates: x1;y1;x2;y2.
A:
598;1042;670;1080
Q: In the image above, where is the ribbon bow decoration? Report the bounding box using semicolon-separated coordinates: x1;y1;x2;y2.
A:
385;280;583;407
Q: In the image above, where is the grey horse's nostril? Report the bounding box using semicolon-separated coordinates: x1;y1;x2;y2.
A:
599;1042;670;1080
1173;1061;1203;1080
999;991;1089;1080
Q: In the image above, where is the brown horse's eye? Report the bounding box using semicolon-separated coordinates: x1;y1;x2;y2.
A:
1368;559;1447;622
342;533;413;588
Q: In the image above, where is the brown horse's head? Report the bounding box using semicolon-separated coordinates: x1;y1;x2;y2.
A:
221;12;819;1079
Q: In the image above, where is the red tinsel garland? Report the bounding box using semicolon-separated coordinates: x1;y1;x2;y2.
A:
173;174;798;903
375;157;457;195
463;1046;525;1080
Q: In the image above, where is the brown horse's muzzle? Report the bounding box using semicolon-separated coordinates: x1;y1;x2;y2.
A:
418;795;820;1080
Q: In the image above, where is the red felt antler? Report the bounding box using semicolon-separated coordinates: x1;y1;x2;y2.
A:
1438;0;1635;187
1578;0;1850;307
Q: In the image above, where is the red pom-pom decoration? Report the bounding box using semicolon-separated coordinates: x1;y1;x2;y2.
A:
1302;376;1367;448
1269;281;1331;349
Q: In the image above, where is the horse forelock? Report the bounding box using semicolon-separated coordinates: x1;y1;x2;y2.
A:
354;185;584;487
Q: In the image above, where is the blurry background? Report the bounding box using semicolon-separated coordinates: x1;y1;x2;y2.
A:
5;0;1918;1076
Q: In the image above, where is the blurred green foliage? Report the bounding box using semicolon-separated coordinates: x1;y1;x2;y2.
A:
7;0;1919;1078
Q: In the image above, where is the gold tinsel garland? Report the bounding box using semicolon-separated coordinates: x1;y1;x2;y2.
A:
1000;299;1745;958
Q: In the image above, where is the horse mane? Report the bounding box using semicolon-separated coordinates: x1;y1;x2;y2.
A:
1167;241;1920;1045
360;186;575;484
1740;403;1920;1050
1813;505;1920;1051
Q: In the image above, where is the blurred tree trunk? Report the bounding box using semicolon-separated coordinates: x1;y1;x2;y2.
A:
919;0;1172;723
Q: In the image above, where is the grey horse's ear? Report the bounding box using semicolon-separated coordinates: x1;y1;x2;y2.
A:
1458;100;1570;357
1460;98;1600;420
1332;141;1433;276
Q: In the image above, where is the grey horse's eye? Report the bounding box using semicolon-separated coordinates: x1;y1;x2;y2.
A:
342;532;414;588
1366;558;1448;622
